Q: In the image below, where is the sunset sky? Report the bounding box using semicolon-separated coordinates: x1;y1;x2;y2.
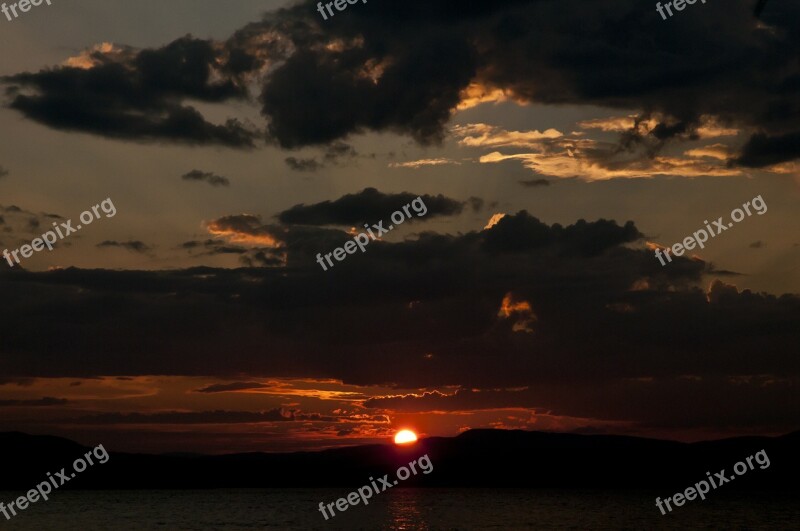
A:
0;0;798;454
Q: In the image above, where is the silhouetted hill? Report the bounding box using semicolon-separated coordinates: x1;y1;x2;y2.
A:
0;429;797;490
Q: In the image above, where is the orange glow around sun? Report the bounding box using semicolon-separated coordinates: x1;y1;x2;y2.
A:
394;429;418;445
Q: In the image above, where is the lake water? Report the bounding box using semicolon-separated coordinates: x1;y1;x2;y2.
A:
0;489;796;529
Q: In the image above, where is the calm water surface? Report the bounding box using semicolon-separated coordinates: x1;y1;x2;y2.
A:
0;489;796;530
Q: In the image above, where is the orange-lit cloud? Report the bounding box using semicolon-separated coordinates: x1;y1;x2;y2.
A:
62;42;132;69
454;116;746;180
453;123;563;148
498;292;536;333
685;143;732;160
757;161;800;187
479;147;741;180
484;213;507;229
455;83;525;111
695;119;740;139
205;215;282;247
578;114;738;139
358;57;389;84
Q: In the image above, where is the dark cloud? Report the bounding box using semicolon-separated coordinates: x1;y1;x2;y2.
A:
277;187;464;226
181;170;231;187
467;196;484;212
706;279;741;304
180;237;283;267
243;0;800;166
97;240;151;253
0;397;67;407
284;157;322;172
750;240;765;249
734;131;800;168
180;239;247;255
284;142;359;172
6;0;797;167
195;381;269;393
322;141;358;162
483;213;642;256
3;37;257;147
205;214;350;267
0;209;797;435
239;250;284;267
519;179;551;187
259;32;474;148
0;166;8;178
0;204;66;240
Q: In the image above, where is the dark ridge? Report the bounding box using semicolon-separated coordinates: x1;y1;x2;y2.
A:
0;429;797;490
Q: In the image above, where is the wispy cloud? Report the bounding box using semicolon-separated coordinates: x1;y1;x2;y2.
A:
285;142;359;172
389;158;462;169
518;178;551;187
480;149;741;180
181;170;230;187
452;123;563;148
285;157;322;172
195;381;270;393
96;240;152;253
577;114;739;139
685;144;732;161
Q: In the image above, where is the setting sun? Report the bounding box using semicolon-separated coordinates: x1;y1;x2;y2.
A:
394;429;418;445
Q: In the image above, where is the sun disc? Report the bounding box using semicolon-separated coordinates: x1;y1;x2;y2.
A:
394;429;418;445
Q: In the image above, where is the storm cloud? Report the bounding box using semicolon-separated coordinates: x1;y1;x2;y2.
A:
4;0;797;167
247;0;800;166
0;204;797;436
